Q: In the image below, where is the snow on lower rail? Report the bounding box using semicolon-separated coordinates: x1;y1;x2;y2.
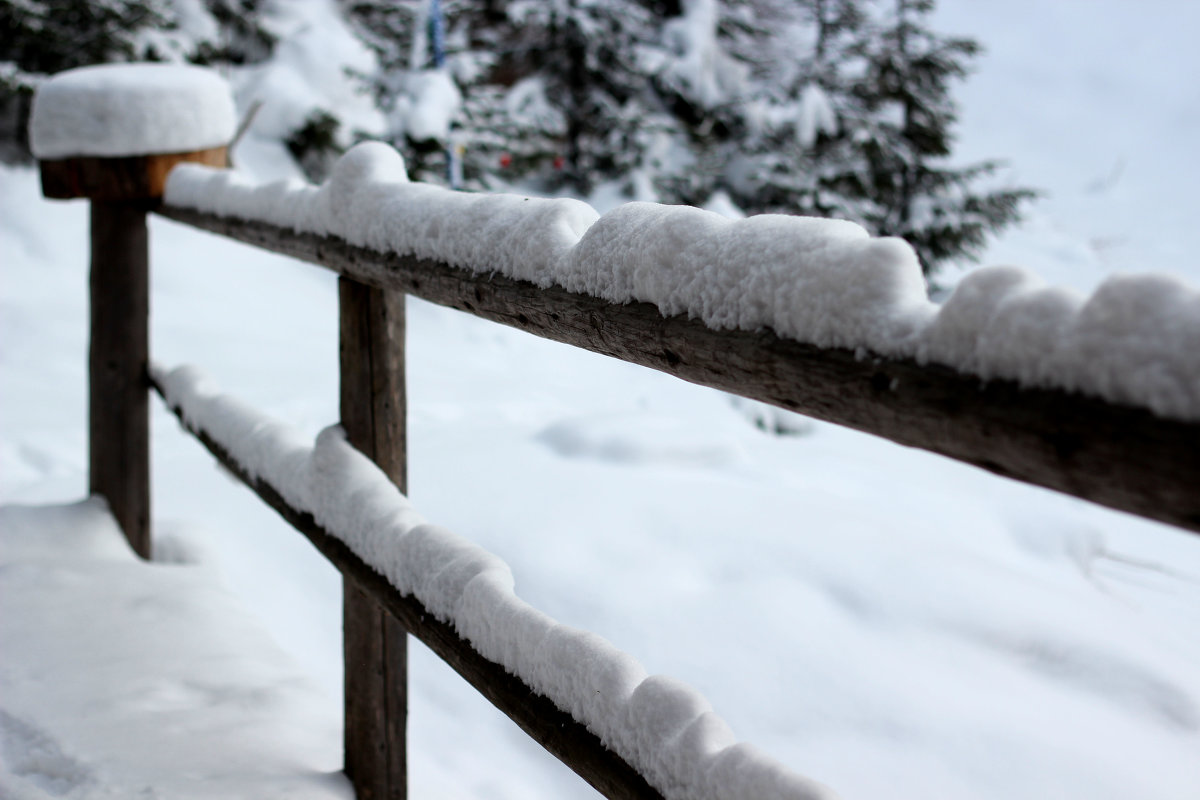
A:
164;142;1200;421
153;363;837;800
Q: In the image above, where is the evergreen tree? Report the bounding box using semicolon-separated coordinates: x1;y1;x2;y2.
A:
717;0;1034;275
716;0;869;220
344;0;1032;276
842;0;1035;272
189;1;276;67
528;0;690;196
344;0;689;194
646;0;763;206
342;0;461;182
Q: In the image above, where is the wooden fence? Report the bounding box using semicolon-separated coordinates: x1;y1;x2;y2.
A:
43;149;1200;800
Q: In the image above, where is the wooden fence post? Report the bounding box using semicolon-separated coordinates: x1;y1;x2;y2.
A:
339;277;408;799
88;199;151;558
30;64;232;559
36;148;227;560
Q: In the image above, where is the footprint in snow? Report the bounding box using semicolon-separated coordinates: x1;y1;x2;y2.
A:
0;710;95;796
535;413;745;468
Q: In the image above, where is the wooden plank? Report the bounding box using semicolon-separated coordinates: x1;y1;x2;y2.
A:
153;207;1200;535
90;201;151;558
339;278;408;799
40;147;227;201
149;376;667;800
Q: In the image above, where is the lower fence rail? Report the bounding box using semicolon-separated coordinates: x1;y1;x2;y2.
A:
150;373;667;800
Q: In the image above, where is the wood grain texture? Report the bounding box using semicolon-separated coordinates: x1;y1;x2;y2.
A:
150;377;666;800
154;207;1200;534
339;278;408;799
39;146;227;201
90;201;151;558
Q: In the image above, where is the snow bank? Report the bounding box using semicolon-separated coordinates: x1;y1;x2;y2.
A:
164;143;1200;420
152;363;837;800
29;64;237;159
0;499;349;799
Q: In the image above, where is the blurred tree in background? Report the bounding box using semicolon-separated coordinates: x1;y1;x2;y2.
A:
2;0;1033;276
843;0;1033;269
344;0;1034;276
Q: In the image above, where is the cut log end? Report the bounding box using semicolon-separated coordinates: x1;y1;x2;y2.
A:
38;146;227;201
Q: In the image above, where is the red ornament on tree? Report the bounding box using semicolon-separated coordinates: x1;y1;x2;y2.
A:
499;152;513;168
552;154;565;170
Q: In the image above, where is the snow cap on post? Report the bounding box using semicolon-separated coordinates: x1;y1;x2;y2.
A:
30;63;237;201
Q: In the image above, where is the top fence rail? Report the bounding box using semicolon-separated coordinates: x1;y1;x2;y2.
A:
156;203;1200;535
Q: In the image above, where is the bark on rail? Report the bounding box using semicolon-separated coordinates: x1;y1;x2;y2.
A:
149;376;666;800
155;206;1200;534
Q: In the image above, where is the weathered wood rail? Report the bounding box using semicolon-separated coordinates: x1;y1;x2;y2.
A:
49;144;1200;800
149;372;664;799
157;206;1200;534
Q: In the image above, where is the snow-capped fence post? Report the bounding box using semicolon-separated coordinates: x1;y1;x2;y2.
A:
338;279;410;798
28;64;236;560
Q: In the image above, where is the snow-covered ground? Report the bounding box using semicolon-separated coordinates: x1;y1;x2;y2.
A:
0;501;350;800
3;3;1200;799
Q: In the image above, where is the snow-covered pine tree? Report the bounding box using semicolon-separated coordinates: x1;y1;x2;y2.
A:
342;0;447;182
716;0;868;220
647;0;763;206
526;0;693;196
342;0;1030;275
842;0;1034;274
345;0;693;194
189;1;276;68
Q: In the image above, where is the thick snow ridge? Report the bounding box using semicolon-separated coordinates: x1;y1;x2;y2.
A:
164;142;1200;420
29;64;237;159
152;363;837;800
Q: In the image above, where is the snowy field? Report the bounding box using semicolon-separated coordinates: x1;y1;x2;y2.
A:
3;2;1200;799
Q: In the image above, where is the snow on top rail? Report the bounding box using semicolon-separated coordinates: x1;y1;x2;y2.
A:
165;142;1200;422
29;64;236;159
152;363;836;800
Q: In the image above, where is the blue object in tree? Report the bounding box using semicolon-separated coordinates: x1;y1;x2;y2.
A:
430;0;446;68
428;0;457;187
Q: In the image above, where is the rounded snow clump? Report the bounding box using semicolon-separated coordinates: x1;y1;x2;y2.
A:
322;142;410;239
329;141;410;188
30;63;236;159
